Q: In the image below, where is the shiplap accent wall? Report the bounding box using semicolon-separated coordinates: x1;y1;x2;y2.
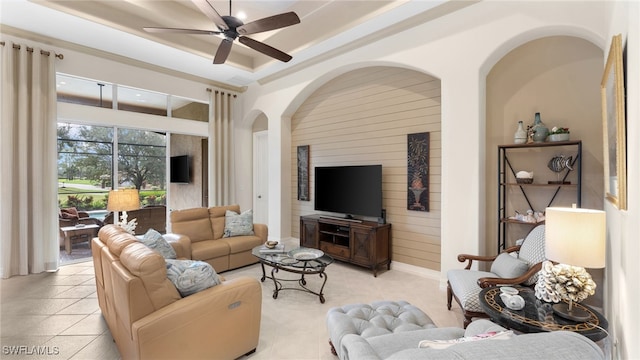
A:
290;67;442;271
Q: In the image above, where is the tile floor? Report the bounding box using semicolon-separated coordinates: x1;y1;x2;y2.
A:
1;257;463;360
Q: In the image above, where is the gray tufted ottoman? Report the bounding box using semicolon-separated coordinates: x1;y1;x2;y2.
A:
326;300;437;359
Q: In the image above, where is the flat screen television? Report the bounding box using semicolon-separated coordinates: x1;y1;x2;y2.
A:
314;165;382;219
170;155;190;183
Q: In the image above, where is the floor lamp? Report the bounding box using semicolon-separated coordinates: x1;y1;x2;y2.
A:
545;206;606;321
107;188;140;232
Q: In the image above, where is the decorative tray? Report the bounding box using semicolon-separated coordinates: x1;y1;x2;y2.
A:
288;248;324;261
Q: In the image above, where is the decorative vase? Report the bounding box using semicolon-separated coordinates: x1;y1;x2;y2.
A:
532;112;548;143
514;121;527;144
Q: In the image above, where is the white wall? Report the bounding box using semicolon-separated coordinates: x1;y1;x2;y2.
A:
602;2;639;359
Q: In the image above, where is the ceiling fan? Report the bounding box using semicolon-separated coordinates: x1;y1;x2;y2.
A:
144;0;300;64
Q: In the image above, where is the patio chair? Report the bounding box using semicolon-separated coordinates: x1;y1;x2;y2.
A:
446;224;546;328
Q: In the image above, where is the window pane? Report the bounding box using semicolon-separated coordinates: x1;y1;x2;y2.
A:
57;74;113;109
117;86;168;116
171;96;209;122
117;128;167;206
57;123;113;217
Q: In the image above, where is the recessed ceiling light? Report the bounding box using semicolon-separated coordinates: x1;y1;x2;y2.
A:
236;11;247;20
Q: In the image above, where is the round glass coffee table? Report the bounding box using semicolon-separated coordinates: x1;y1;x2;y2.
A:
479;286;608;342
252;246;334;303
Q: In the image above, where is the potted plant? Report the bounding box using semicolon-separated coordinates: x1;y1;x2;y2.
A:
547;127;570;142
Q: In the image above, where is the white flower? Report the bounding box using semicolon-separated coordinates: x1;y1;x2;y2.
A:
551;126;559;132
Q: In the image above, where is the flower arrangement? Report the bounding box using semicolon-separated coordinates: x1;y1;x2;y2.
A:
549;126;570;135
534;261;596;303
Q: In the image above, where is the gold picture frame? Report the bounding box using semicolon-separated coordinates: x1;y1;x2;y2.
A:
601;34;627;210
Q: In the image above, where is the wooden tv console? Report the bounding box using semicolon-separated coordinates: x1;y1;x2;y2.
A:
299;214;391;277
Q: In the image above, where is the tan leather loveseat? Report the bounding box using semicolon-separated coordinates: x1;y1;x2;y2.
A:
92;225;262;360
170;205;267;272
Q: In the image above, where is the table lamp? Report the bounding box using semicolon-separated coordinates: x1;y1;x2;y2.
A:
545;206;606;321
107;188;140;230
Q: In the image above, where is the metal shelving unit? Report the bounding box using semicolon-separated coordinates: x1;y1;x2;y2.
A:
497;140;582;252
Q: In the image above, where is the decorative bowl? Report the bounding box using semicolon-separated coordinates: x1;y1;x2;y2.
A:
516;178;533;184
548;133;570;142
288;248;324;260
264;240;279;249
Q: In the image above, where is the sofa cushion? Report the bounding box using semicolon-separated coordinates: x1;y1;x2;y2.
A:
490;253;529;279
165;259;222;297
100;225;138;257
418;330;513;349
223;209;255;237
221;235;263;254
139;228;177;259
190;239;230;261
518;225;546;285
170;207;215;242
60;207;79;219
119;241;181;310
446;269;496;312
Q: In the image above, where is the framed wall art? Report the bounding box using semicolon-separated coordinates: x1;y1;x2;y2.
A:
297;145;310;201
601;34;627;210
407;132;429;211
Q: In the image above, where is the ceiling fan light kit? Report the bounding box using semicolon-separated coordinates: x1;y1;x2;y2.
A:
144;0;300;65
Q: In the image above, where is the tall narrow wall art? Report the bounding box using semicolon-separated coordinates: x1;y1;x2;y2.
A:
408;132;429;211
297;145;310;201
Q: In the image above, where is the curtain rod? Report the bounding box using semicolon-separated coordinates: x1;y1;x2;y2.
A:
0;41;64;60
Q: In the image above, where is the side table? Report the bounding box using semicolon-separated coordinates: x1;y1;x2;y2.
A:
479;286;608;342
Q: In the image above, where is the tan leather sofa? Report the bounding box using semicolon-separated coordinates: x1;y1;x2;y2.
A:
92;224;262;360
170;205;267;272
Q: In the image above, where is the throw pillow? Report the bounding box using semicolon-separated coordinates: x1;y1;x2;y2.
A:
490;253;529;279
165;259;222;297
223;209;255;237
418;330;513;349
139;228;177;259
60;207;79;219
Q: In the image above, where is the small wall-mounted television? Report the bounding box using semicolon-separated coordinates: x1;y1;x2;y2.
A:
314;165;382;219
170;155;190;183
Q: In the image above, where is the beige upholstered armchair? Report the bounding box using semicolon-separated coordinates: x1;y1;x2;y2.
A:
446;225;546;328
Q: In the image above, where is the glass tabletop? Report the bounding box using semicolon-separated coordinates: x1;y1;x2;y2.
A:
479;286;608;342
252;245;334;269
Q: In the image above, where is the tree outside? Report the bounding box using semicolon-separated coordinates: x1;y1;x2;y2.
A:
57;123;167;211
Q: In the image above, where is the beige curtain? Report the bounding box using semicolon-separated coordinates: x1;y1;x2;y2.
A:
0;42;59;278
208;90;236;206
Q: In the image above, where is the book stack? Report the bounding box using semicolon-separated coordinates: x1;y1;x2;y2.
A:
259;244;285;254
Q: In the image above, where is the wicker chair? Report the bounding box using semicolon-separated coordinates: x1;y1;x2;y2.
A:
446;225;546;328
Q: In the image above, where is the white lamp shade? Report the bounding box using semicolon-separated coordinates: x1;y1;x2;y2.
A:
107;189;140;212
545;207;606;268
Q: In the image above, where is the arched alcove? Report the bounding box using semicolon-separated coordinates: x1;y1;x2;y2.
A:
484;35;604;305
290;66;443;271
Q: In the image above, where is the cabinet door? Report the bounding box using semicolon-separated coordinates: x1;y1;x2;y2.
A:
300;218;318;248
350;226;373;266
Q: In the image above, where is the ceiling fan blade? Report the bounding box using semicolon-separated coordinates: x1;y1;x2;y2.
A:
237;12;300;35
239;36;292;62
192;0;229;31
144;27;221;35
214;38;234;64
